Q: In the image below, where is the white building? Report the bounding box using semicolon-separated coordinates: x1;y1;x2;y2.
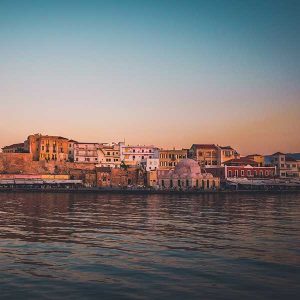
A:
269;152;299;177
74;143;101;163
145;158;159;171
120;144;159;166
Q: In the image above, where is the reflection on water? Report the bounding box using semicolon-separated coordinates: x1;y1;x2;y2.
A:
0;192;299;299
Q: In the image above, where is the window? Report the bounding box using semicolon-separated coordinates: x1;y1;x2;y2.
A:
235;170;238;177
228;170;232;177
170;180;173;188
260;170;263;177
254;170;257;176
265;171;269;176
207;180;210;188
247;170;251;176
162;180;165;187
241;170;244;176
281;164;284;167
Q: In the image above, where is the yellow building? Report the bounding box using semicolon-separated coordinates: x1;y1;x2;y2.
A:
27;134;69;161
246;154;264;166
159;149;188;169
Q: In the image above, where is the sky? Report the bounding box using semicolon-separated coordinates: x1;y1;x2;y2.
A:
0;0;299;155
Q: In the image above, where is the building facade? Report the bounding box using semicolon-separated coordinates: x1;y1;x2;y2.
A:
145;158;159;171
189;144;220;167
219;146;240;165
189;144;239;168
269;152;299;177
224;165;276;179
246;154;264;166
157;158;220;190
74;143;100;163
27;134;69;161
120;144;159;166
159;149;188;169
97;143;121;168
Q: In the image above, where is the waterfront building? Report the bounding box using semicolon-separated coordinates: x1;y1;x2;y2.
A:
246;154;264;166
224;165;276;179
67;140;77;162
27;134;69;161
269;152;299;177
74;143;101;163
159;149;188;169
147;170;158;187
97;143;121;168
2;143;27;153
189;144;220;167
219;146;240;165
96;166;146;188
189;144;239;168
145;158;159;171
157;158;220;190
120;144;159;166
223;157;259;167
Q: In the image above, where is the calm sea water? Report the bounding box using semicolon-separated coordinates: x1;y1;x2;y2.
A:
0;192;299;300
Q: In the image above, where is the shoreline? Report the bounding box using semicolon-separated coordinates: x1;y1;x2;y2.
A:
1;188;300;195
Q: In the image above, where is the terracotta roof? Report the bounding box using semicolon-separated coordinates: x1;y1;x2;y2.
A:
219;145;234;150
224;158;258;166
271;152;285;156
285;156;297;162
2;143;25;150
191;144;218;149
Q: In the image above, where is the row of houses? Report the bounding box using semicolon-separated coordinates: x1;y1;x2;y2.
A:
1;134;300;189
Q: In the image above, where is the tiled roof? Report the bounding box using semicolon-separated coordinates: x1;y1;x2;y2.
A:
192;144;218;149
271;152;285;156
219;145;234;150
285;156;297;162
2;143;25;150
224;158;258;166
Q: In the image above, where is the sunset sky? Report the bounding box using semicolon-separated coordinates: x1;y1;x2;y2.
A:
0;0;299;155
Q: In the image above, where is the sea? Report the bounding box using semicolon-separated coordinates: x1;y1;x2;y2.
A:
0;192;299;299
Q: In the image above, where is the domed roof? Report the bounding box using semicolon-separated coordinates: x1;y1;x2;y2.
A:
173;159;201;176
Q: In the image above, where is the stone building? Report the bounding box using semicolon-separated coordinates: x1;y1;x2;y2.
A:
67;140;77;162
97;143;121;168
245;154;265;166
157;158;220;190
96;166;146;188
27;134;69;161
74;143;101;163
2;143;27;153
189;144;239;167
159;149;188;169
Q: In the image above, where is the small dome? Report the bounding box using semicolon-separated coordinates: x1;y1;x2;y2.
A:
173;159;201;176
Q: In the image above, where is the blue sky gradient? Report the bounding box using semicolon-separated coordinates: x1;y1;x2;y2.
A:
0;0;299;154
